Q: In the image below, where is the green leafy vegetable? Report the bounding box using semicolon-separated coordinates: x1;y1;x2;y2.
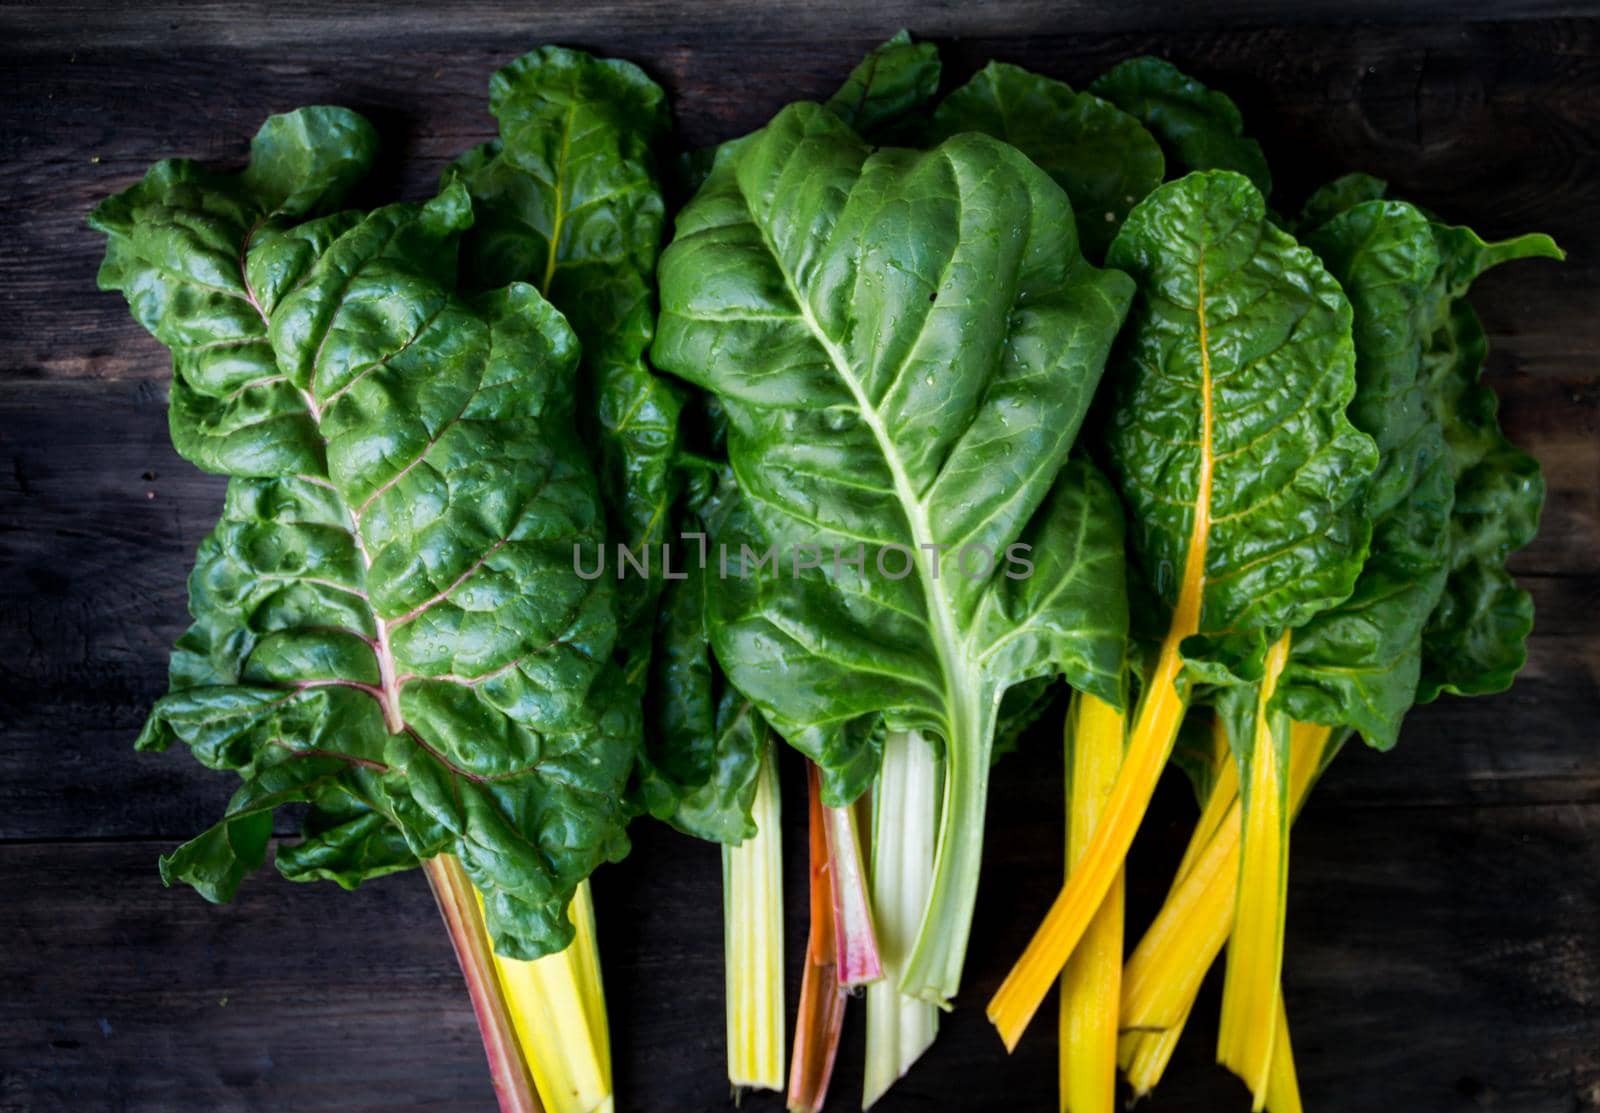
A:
1112;183;1560;1103
446;46;682;637
824;30;942;142
443;47;774;848
928;61;1165;260
92;108;637;961
89;42;1563;1110
1417;225;1561;699
638;469;774;843
1277;199;1455;746
989;168;1376;1047
654;101;1133;1004
1108;171;1373;661
1295;172;1389;233
1091;57;1272;196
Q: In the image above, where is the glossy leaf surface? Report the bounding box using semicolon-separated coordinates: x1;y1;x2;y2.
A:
655;102;1133;1001
929;62;1164;261
93;110;636;959
1106;170;1375;671
1091;57;1272;197
1281;199;1454;746
446;46;682;634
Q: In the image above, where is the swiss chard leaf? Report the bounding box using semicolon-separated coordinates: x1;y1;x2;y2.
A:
1284;177;1561;703
928;62;1164;261
93;110;637;960
1276;200;1559;744
1106;170;1374;671
1416;226;1561;700
1085;176;1372;1069
824;30;942;142
446;46;683;638
634;467;774;843
654;101;1133;1002
444;49;775;844
1091;57;1271;198
1295;172;1389;233
1280;200;1454;747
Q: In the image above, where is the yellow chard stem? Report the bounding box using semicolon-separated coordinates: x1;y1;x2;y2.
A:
1265;995;1304;1113
1058;693;1127;1113
1121;797;1240;1032
990;250;1216;1051
1218;631;1295;1106
1119;721;1328;1098
489;879;614;1113
1120;1012;1187;1099
723;737;786;1093
988;629;1190;1049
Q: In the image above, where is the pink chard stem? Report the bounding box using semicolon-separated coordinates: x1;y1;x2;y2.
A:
821;776;883;988
422;855;543;1113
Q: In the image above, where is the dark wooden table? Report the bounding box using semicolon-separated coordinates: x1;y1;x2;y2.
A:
2;3;1597;1110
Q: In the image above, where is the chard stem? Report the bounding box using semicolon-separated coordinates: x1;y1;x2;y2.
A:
989;635;1189;1049
490;879;614;1113
822;791;883;987
1218;632;1295;1105
787;763;848;1113
1265;997;1304;1113
421;854;543;1113
863;730;940;1109
1119;719;1330;1096
723;738;786;1093
1058;693;1127;1113
899;693;998;1006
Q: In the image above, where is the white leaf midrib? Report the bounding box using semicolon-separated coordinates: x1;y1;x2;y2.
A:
744;185;977;740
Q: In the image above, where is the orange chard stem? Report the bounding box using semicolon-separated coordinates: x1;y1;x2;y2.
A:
787;763;849;1113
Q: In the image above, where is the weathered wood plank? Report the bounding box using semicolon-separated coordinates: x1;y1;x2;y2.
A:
5;0;1594;52
4;22;1595;383
2;780;1594;1111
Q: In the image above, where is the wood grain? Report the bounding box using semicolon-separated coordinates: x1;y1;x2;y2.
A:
2;751;1595;1112
6;0;1596;52
3;22;1597;383
1;3;1597;1112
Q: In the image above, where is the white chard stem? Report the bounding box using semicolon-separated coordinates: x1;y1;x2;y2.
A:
863;729;940;1109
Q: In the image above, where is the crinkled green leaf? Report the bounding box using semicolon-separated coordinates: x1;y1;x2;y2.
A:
95;112;637;959
442;48;773;850
446;46;682;637
89;109;384;477
274;789;418;888
632;469;771;843
1091;57;1271;197
159;752;351;902
928;62;1165;261
654;102;1133;1000
1279;200;1454;747
824;30;942;142
1416;225;1562;701
1295;172;1389;232
1106;170;1375;675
